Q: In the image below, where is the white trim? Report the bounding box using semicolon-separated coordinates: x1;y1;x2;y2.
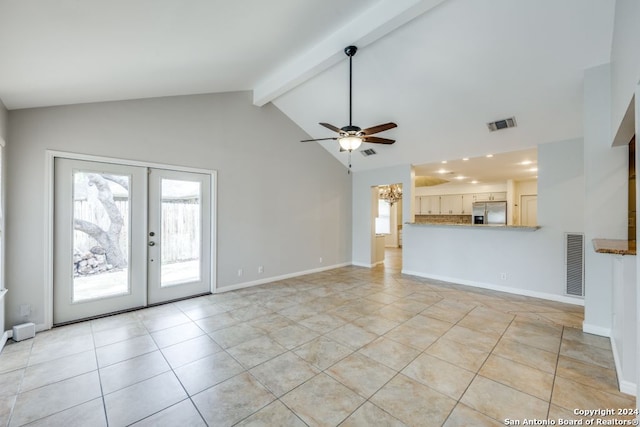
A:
45;150;218;330
352;261;375;268
402;269;585;306
610;336;638;396
1;329;10;352
46;150;215;175
582;322;612;337
215;262;351;293
44;153;55;329
210;170;218;294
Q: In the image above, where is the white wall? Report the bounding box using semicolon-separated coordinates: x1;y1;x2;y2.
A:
610;0;640;142
611;254;637;395
583;64;628;335
611;0;640;402
0;98;6;343
5;91;352;329
352;165;412;266
403;137;584;303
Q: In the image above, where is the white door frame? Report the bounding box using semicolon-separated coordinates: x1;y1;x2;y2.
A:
44;150;217;330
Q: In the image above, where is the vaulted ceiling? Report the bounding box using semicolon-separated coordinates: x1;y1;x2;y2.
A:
0;0;615;172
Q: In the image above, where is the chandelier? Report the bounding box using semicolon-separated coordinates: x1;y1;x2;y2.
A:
379;184;403;206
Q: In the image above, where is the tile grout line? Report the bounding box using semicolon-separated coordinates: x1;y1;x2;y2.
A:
546;326;565;420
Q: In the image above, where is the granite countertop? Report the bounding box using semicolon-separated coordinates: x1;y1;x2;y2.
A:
407;222;540;231
592;239;636;255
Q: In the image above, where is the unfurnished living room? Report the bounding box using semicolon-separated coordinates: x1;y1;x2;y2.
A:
0;1;639;426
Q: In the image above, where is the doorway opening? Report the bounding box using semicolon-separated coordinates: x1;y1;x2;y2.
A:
372;183;403;271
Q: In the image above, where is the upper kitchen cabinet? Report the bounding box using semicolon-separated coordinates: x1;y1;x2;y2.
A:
473;192;507;202
440;194;463;214
416;195;440;214
462;194;474;214
416;193;474;215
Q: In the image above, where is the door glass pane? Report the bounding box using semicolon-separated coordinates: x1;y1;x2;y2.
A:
161;179;201;286
73;171;130;302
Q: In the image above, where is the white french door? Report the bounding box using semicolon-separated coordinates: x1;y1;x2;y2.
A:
147;168;211;304
53;158;212;325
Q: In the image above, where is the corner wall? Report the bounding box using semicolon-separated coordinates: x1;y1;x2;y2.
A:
0;98;7;346
6;91;352;329
611;0;640;140
583;64;628;335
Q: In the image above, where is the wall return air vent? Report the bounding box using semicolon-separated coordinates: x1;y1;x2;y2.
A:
565;232;585;297
487;117;517;132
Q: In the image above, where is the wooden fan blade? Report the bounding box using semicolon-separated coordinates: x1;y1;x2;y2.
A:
361;122;397;135
319;122;342;133
301;137;338;142
362;136;395;144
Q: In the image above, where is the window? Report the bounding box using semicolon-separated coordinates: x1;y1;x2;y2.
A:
375;200;391;234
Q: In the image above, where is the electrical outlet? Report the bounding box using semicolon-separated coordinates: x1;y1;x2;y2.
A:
258;266;264;274
237;268;243;277
500;272;507;280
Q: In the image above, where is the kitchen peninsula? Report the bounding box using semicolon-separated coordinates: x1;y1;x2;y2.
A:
407;221;540;231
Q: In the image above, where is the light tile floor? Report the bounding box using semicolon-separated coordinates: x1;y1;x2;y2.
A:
0;249;636;426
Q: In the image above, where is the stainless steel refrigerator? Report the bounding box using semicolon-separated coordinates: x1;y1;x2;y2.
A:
472;201;507;225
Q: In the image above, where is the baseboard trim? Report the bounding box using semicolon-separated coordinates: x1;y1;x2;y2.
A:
215;262;352;293
0;330;10;352
351;261;373;268
610;336;638;396
582;323;611;337
401;270;585;306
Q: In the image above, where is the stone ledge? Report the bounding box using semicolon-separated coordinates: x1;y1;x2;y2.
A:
592;239;636;255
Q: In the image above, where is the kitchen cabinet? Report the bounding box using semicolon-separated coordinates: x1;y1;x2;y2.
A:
415;196;440;214
461;194;474;214
440;194;463;214
473;192;506;202
421;195;440;214
416;192;504;215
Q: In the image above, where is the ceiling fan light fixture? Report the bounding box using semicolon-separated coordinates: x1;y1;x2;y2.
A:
338;136;362;151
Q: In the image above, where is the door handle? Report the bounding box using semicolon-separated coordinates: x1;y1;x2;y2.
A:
148;241;155;246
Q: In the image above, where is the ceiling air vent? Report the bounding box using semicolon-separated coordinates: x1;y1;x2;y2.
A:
487;117;517;132
361;148;377;157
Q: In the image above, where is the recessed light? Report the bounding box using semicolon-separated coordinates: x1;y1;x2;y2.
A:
437;168;448;174
529;167;538;172
441;160;447;164
520;160;533;165
471;180;478;184
455;176;465;180
462;158;469;161
486;154;493;158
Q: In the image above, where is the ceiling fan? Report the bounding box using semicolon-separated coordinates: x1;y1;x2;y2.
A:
301;45;397;163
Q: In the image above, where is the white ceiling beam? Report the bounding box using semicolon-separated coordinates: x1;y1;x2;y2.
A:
252;0;447;107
